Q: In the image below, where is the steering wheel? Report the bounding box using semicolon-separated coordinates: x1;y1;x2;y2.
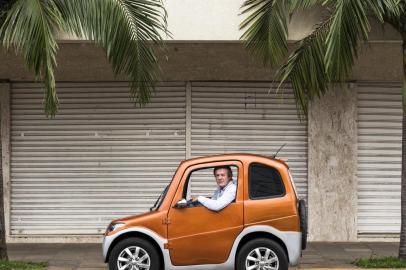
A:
186;199;202;207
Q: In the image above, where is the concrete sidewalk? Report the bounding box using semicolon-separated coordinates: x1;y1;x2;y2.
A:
6;242;400;269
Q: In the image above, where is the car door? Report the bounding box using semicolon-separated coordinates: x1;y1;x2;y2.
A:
244;162;297;230
166;160;244;266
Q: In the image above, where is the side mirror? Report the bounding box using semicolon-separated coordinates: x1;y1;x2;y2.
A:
174;199;187;209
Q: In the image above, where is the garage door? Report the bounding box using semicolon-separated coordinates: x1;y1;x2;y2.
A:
191;82;308;199
10;82;186;235
357;83;402;236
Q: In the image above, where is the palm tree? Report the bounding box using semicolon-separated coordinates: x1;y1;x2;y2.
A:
0;0;167;260
240;0;406;258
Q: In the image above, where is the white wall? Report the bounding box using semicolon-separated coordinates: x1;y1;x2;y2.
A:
57;3;399;41
164;0;323;40
56;2;328;41
165;0;242;40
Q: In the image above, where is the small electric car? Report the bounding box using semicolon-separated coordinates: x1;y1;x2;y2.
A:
103;154;307;270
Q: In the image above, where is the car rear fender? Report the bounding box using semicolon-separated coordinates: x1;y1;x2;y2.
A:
233;225;302;266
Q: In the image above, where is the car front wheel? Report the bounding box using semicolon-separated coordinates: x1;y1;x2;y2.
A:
236;238;288;270
108;237;160;270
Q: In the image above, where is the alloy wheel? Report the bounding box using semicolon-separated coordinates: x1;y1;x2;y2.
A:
117;246;151;270
245;247;279;270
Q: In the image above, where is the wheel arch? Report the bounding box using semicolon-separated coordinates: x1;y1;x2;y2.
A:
234;231;289;268
106;231;164;267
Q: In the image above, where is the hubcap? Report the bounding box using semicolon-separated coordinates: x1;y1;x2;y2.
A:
245;247;279;270
117;246;151;270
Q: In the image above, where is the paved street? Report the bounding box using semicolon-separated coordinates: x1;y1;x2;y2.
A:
6;242;400;269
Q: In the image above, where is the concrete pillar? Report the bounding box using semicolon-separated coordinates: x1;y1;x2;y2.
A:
308;84;358;241
0;82;10;240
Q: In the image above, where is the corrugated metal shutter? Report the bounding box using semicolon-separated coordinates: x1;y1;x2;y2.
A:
357;83;402;236
10;82;186;235
190;82;308;199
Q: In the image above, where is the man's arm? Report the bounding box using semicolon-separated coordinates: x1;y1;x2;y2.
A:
197;185;236;212
211;189;219;199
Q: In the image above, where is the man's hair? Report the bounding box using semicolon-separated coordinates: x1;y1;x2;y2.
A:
213;166;233;179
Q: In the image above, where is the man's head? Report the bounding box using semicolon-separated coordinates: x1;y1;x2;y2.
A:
213;166;233;189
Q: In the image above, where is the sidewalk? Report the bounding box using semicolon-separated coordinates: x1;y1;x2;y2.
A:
299;242;399;269
6;242;400;269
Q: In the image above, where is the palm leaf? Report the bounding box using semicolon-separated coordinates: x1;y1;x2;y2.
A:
240;0;289;66
366;0;402;22
55;0;167;105
324;0;371;82
370;0;403;31
289;0;323;13
276;17;332;117
0;0;61;116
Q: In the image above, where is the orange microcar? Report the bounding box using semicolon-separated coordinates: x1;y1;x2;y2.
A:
102;154;307;270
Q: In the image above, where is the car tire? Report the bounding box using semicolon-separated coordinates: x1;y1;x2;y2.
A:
298;199;307;250
108;237;161;270
236;238;288;270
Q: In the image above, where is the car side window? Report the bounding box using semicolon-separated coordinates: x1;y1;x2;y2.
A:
184;165;238;201
249;163;285;199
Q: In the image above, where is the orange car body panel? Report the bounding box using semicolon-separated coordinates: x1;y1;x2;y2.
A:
242;156;300;232
168;203;243;265
167;160;244;265
107;210;167;239
106;153;300;265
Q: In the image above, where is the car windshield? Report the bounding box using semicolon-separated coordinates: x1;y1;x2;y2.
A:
150;185;169;211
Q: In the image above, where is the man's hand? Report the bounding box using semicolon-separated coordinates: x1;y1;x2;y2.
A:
191;196;198;202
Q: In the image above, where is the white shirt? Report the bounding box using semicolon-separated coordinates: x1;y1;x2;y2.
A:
197;181;236;212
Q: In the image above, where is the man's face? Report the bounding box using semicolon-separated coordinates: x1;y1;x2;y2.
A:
214;168;231;189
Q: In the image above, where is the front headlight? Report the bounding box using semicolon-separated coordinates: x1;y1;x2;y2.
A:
106;223;125;234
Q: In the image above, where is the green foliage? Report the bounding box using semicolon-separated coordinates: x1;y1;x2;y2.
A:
0;0;167;116
0;260;47;270
239;0;404;117
277;18;331;116
324;0;370;81
368;0;402;22
239;0;323;67
240;0;289;66
353;256;406;268
0;0;61;116
288;0;322;12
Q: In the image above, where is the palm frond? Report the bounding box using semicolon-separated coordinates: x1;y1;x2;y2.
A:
276;17;332;117
0;0;60;116
324;0;371;82
289;0;322;13
369;0;403;32
0;0;14;11
54;0;167;105
240;0;289;66
366;0;402;22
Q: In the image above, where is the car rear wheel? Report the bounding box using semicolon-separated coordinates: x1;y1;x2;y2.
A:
237;238;288;270
108;237;160;270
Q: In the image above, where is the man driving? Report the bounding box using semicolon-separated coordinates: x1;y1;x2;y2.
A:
193;166;236;212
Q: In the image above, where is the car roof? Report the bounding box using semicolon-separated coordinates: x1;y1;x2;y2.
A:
181;153;289;168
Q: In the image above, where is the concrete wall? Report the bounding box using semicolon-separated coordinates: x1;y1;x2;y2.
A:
0;41;403;82
0;84;10;244
308;85;358;241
